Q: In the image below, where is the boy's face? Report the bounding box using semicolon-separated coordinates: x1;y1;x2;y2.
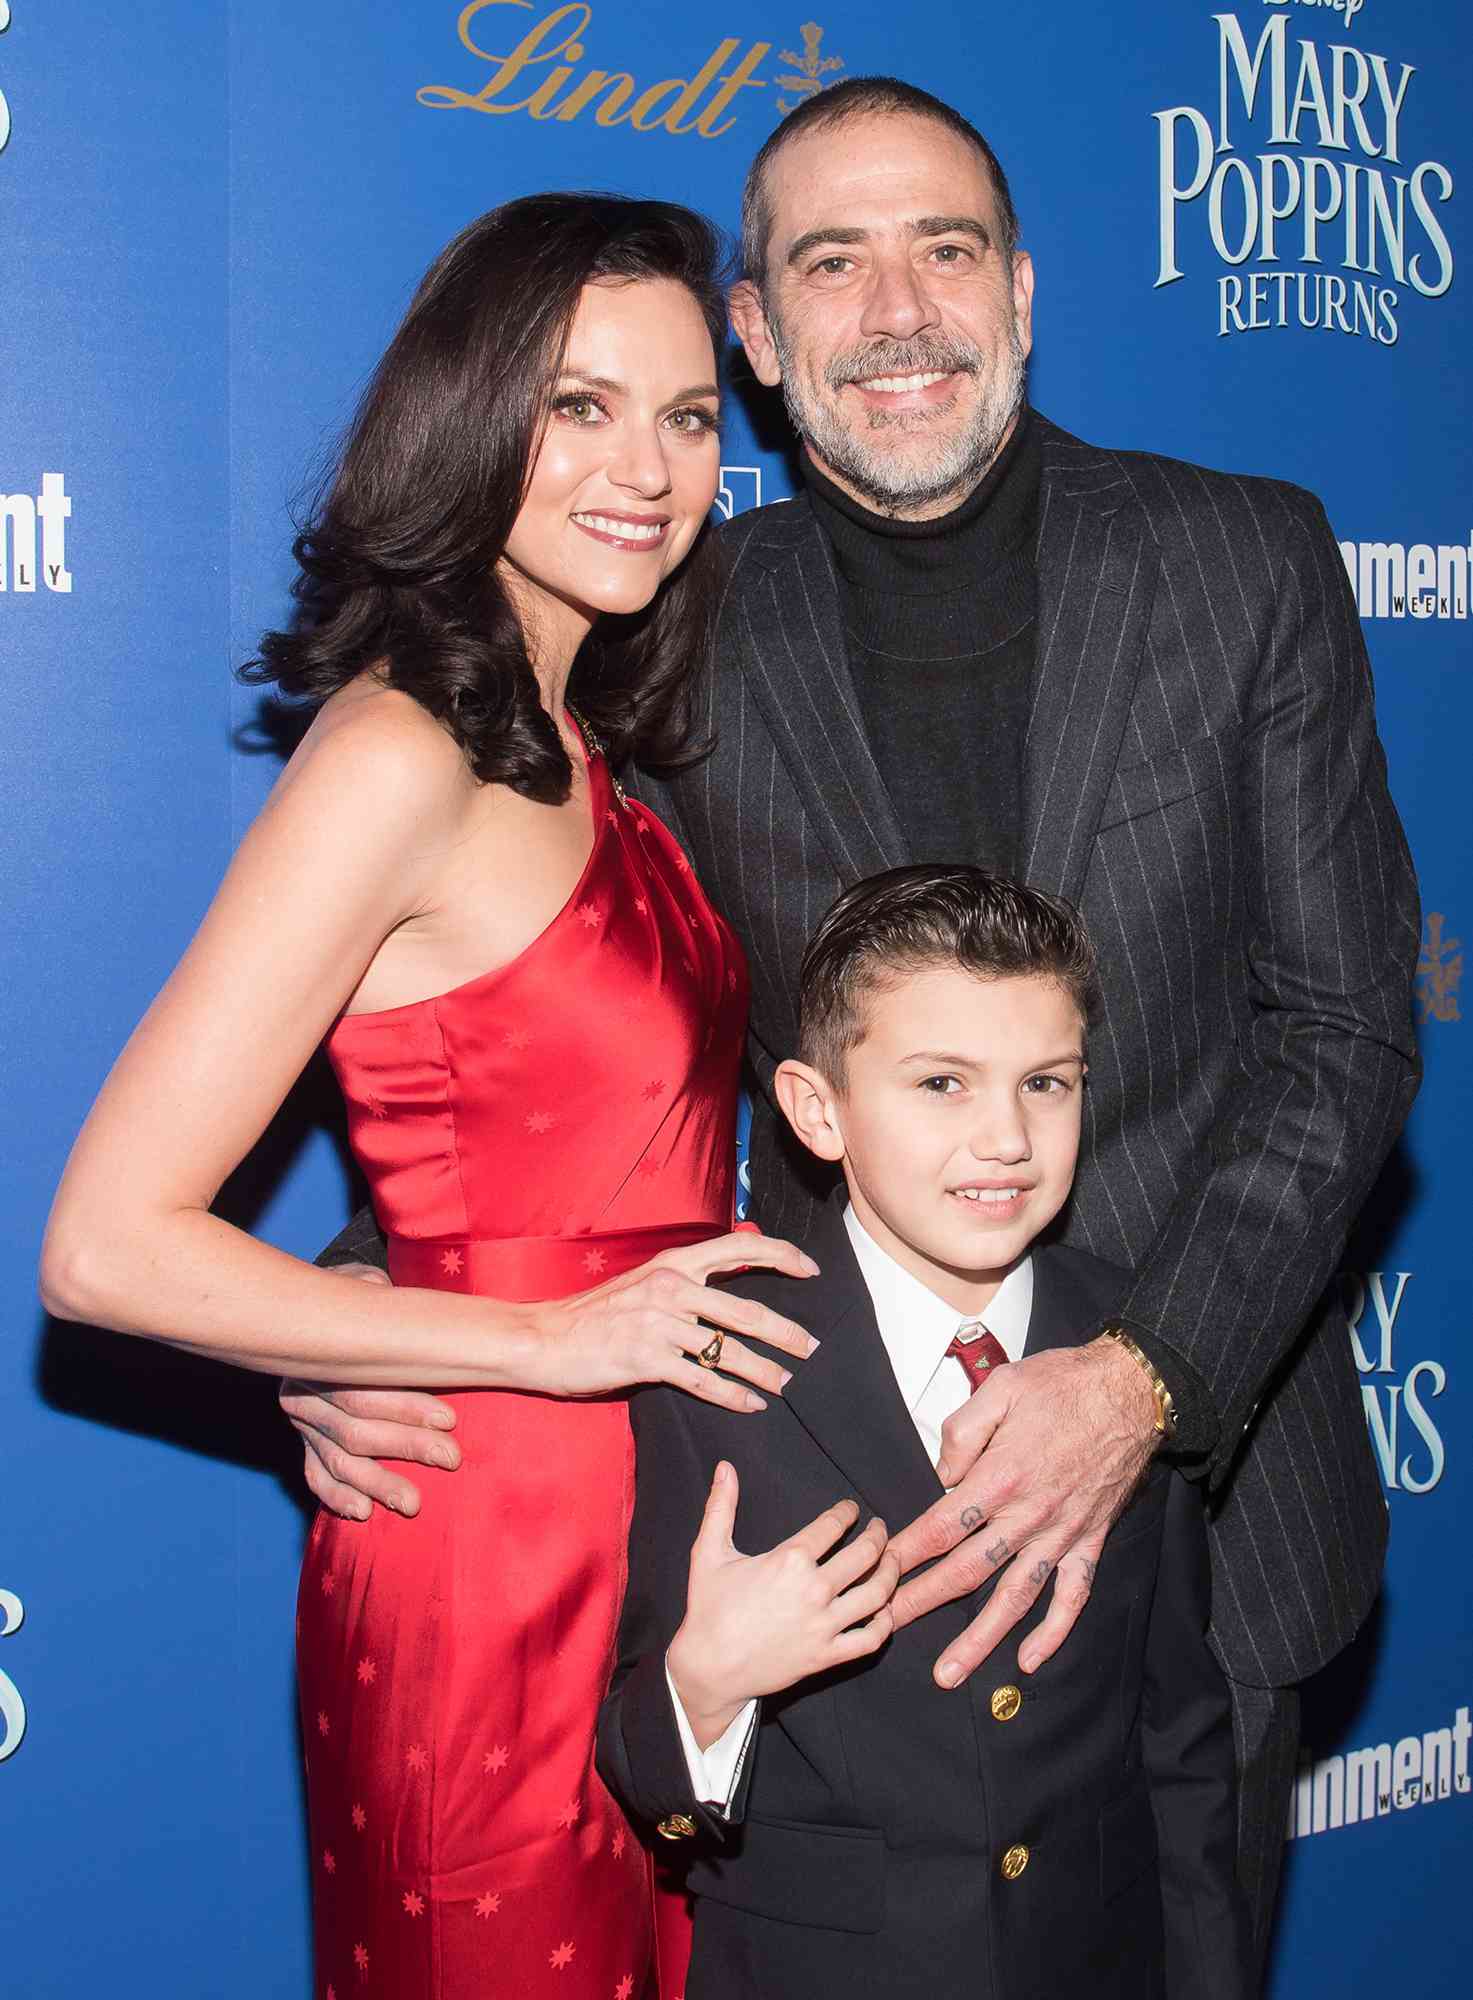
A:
778;966;1085;1314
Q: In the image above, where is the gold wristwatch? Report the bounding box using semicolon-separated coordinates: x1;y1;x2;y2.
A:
1100;1328;1178;1440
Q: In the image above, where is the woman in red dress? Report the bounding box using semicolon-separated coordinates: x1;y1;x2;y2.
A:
42;196;815;1998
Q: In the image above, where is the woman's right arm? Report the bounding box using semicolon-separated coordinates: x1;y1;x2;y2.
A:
41;701;814;1397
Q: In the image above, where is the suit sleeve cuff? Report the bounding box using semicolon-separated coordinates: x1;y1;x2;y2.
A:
665;1661;757;1816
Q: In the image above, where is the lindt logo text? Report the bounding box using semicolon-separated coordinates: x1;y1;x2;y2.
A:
1154;11;1454;345
418;1;778;138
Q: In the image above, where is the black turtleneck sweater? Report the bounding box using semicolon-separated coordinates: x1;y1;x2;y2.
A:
803;408;1041;875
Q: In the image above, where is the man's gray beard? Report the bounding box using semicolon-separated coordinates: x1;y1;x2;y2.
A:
770;316;1027;516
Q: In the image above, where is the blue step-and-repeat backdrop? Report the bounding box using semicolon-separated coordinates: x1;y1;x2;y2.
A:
3;2;1468;1992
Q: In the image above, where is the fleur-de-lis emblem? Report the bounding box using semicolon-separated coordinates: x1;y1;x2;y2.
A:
776;22;846;116
1416;911;1463;1024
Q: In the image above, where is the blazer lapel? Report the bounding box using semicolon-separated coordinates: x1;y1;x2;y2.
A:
733;498;909;883
779;1201;945;1534
1022;427;1160;905
1018;1247;1103;1360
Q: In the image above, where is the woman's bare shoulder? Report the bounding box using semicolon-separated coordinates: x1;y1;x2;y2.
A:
279;676;478;832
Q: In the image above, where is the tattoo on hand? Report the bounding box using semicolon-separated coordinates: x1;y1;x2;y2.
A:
959;1505;984;1532
983;1537;1010;1566
1027;1558;1052;1588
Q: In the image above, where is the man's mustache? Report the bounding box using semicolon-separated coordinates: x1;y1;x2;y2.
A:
825;337;983;389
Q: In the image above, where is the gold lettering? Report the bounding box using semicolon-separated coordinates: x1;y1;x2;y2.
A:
526;65;581;117
593;74;636;126
554;69;633;123
629;43;738;134
693;42;771;139
417;0;591;116
416;6;778;143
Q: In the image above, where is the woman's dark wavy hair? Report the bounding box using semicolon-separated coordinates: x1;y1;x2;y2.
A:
243;193;730;800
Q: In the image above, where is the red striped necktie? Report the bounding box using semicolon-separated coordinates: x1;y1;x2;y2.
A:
946;1321;1010;1392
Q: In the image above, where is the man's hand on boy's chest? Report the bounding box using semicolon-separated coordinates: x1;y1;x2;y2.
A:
688;1389;1172;1706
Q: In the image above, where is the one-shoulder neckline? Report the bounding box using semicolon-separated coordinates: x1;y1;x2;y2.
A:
333;720;612;1030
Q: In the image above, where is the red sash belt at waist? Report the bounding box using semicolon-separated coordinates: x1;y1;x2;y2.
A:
387;1222;721;1302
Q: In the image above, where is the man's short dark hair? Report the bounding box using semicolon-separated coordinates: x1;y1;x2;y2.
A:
741;76;1021;291
798;865;1099;1085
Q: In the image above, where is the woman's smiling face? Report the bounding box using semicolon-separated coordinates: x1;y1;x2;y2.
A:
498;276;722;647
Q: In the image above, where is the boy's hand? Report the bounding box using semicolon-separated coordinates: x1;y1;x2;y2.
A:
667;1464;898;1748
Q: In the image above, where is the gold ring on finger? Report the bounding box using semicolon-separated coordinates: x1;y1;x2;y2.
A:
696;1330;725;1370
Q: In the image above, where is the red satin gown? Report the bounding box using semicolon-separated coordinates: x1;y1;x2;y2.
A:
297;731;747;1999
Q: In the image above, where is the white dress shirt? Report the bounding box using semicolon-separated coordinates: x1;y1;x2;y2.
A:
667;1205;1034;1809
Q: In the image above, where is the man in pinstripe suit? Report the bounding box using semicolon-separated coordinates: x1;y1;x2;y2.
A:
289;78;1419;1977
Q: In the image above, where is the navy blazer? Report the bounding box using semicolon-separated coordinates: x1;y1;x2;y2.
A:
597;1199;1254;2000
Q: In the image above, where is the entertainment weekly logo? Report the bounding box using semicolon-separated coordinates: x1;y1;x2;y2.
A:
0;473;72;594
1154;7;1456;346
1339;532;1470;620
1287;1702;1471;1842
1344;1270;1448;1496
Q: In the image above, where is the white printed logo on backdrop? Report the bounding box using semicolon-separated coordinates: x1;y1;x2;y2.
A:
1288;1702;1471;1842
0;2;13;159
1154;6;1455;345
1344;1270;1449;1494
1;474;72;593
1338;533;1470;620
715;467;764;520
0;1590;25;1764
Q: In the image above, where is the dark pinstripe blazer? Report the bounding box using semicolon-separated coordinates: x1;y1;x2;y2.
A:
632;413;1421;1691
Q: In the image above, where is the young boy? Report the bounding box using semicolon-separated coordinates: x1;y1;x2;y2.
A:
597;865;1252;2000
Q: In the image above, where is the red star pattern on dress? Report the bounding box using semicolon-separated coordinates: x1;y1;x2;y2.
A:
687;909;701;929
673;848;690;872
503;1028;530;1052
610;1824;626;1859
440;1247;464;1276
365;1093;387;1120
319;1570;336;1597
483;1744;510;1774
616;1977;635;1999
525;1110;555;1135
582;1249;607;1275
550;1942;577;1971
323;1849;337;1875
555;1798;581;1830
351;1803;367;1832
355;1658;377;1686
634;898;648;915
728;969;738;992
474;1892;501;1919
641;1079;666;1101
353;1944;369;1976
402;1890;426;1917
406;1743;429;1773
606;809;619;827
316;1710;331;1737
576;903;602;929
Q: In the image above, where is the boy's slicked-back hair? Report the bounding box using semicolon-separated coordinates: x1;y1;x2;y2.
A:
798;865;1100;1084
741;75;1021;289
